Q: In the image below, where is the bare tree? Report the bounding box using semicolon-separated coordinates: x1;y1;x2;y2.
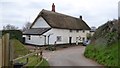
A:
3;24;19;30
22;22;31;32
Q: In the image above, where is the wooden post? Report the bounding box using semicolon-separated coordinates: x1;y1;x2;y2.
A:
2;33;10;67
0;37;2;68
9;40;14;68
39;47;42;61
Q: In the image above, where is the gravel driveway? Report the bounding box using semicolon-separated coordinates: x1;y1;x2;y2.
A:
43;46;103;66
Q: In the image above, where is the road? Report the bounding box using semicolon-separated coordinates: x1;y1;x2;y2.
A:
43;46;103;66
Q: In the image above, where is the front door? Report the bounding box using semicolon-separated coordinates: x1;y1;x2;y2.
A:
69;37;72;44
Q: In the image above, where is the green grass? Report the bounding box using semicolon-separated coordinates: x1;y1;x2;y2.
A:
39;58;49;66
11;39;49;67
35;58;50;68
84;40;119;66
11;39;30;58
25;55;40;66
19;56;50;68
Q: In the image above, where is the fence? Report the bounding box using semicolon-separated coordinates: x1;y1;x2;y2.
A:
0;33;43;68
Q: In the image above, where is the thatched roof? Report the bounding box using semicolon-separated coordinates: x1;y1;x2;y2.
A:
23;28;51;35
30;9;90;30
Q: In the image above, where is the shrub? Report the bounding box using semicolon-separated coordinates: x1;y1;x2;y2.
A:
45;46;56;51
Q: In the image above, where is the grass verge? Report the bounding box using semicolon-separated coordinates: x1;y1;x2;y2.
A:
84;40;119;66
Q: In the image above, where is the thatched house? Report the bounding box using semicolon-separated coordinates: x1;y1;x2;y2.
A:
23;3;91;46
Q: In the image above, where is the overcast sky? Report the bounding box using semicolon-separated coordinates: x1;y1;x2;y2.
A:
0;0;119;29
118;1;120;18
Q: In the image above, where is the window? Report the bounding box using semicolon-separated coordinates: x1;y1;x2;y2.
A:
27;35;31;40
82;37;85;41
76;37;79;40
76;30;79;32
83;30;85;33
57;36;62;41
70;29;72;32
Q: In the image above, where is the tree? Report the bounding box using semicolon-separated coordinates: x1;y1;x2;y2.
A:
22;22;31;32
3;24;19;30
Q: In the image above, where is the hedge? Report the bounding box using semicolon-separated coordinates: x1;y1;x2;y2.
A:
1;30;23;42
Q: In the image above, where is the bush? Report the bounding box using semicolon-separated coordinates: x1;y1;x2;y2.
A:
45;46;56;51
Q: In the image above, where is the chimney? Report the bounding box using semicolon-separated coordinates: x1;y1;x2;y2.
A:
52;3;55;12
79;15;82;19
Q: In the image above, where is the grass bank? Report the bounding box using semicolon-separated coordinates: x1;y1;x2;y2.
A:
11;39;49;67
84;40;119;66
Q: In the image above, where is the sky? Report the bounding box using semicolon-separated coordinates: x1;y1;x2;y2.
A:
0;0;119;30
118;1;120;18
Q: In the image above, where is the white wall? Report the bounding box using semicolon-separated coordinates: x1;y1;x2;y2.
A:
90;32;95;36
24;28;90;45
44;28;90;45
32;17;50;28
24;35;45;45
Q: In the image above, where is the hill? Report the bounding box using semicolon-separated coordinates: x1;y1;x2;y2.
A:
84;19;120;66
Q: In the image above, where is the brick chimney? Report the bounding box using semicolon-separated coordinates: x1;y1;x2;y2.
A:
52;3;55;12
79;15;82;19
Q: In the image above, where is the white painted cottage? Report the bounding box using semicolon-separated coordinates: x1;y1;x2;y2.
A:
23;3;91;46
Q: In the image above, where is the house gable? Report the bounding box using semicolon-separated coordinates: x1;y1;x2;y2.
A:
31;17;50;28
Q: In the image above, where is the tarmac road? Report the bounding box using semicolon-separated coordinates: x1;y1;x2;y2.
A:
43;46;103;66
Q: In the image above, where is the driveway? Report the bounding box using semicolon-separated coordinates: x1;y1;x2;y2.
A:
43;46;103;66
